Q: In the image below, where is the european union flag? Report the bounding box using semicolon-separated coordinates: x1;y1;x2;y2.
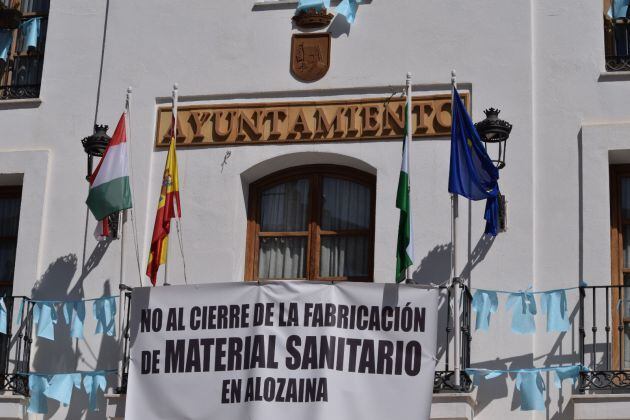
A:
448;88;501;236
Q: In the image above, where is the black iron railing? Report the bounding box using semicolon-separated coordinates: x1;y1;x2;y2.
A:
0;297;33;396
0;10;47;100
115;288;132;394
433;283;472;393
579;285;630;392
604;17;630;72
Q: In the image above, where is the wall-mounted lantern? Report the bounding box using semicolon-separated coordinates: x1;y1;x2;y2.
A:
81;124;119;238
81;124;110;181
475;108;512;232
474;108;512;170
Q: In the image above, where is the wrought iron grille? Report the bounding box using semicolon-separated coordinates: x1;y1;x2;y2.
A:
0;297;33;397
605;18;630;72
115;289;132;394
433;283;472;393
0;0;48;100
579;285;630;392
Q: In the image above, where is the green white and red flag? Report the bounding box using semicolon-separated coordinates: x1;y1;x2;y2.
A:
395;101;414;283
86;113;132;238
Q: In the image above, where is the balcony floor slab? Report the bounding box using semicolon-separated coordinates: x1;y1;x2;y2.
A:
573;393;630;420
431;392;476;420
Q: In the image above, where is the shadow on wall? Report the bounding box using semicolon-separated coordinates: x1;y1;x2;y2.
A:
411;234;495;287
28;238;120;417
469;353;534;414
471;302;581;417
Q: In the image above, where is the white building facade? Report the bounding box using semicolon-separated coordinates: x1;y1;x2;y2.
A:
0;0;626;419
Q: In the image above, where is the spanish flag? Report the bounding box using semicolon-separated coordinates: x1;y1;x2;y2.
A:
146;139;181;285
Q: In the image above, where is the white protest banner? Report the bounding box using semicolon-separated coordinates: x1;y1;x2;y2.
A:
125;281;438;420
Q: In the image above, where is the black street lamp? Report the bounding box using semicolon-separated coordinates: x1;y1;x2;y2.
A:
81;124;111;181
475;108;512;232
474;108;512;170
81;124;119;238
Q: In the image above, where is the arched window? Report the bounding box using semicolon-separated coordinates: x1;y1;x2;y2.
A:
245;165;375;282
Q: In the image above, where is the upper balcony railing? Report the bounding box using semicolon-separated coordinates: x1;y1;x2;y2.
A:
604;17;630;72
0;0;48;100
579;284;630;392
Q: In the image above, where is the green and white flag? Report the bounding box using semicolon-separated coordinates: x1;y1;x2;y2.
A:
86;114;132;231
395;103;414;283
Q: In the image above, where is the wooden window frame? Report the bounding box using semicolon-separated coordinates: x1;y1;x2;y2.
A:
610;165;630;369
245;165;376;282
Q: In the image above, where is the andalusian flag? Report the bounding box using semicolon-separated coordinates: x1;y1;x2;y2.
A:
395;103;414;283
146;139;181;286
86;114;132;237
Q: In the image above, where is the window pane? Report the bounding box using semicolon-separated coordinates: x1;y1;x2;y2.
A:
21;0;50;13
260;179;309;232
0;197;20;237
0;242;16;282
321;177;370;230
622;178;630;219
624;225;630;268
625;323;630;369
320;236;369;277
258;237;306;279
13;56;43;85
625;274;630;319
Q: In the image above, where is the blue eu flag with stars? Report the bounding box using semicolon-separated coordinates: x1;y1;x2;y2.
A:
448;88;501;236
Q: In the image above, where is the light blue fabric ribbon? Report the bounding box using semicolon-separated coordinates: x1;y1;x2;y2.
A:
15;298;23;326
553;365;582;389
608;0;630;18
515;370;546;411
483;370;504;379
43;373;82;406
540;290;569;332
472;290;499;331
336;0;360;23
0;297;7;334
83;373;107;411
27;375;49;414
0;30;11;62
63;301;86;339
506;290;537;334
297;0;330;12
20;17;40;52
34;302;57;340
93;297;116;336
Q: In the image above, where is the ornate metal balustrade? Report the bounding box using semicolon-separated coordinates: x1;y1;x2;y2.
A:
115;288;132;394
579;285;630;392
433;283;472;393
605;17;630;72
0;7;47;101
0;297;33;397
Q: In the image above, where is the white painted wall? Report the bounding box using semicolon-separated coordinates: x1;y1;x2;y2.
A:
0;0;626;418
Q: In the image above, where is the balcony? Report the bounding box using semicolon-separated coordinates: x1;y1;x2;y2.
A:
0;297;32;398
433;284;472;393
578;284;630;392
604;17;630;72
0;1;48;100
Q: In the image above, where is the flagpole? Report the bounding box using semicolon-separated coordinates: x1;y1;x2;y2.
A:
119;87;132;292
451;69;461;388
164;83;178;287
124;85;145;288
405;72;413;283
